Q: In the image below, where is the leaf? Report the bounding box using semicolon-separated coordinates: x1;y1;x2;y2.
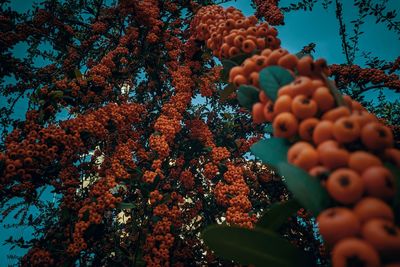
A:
257;199;302;231
221;59;238;82
259;66;294;102
250;138;290;169
237;85;260;110
202;225;313;267
219;83;236;101
385;163;400;224
116;202;136;209
230;52;253;65
278;163;330;215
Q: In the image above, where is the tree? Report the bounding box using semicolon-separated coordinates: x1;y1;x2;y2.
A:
0;0;398;266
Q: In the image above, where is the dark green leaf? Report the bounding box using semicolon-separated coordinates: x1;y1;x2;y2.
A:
278;163;330;215
237;85;260;110
116;202;136;209
250;138;290;168
230;53;253;64
202;225;313;267
221;59;238;82
259;66;294;101
257;199;302;230
220;84;236;101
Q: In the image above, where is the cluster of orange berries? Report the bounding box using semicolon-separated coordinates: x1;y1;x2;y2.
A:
249;55;400;266
192;5;280;59
330;64;400;91
214;163;256;228
144;202;182;267
180;169;195;190
22;248;54;267
193;5;400;266
253;0;284;26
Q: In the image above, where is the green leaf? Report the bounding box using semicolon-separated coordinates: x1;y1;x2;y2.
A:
221;59;238;82
278;163;330;215
257;199;302;231
202;225;313;267
116;202;136;209
385;163;400;224
237;85;260;110
250;138;290;169
259;66;294;102
230;53;252;65
219;83;236;101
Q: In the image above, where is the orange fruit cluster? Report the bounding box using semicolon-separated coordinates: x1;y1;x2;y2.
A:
193;5;400;265
255;56;400;266
192;5;280;58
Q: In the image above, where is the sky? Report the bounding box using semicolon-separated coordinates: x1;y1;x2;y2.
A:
1;0;400;265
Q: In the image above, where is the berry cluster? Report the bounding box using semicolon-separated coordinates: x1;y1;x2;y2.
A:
253;0;284;26
193;4;400;266
192;6;280;59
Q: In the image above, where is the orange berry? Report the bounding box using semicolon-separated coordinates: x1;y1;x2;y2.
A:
249;72;260;87
252;102;266;124
297;56;314;76
277;54;299;70
362;219;400;258
353;197;394;224
262;100;275;122
299;118;319;142
233;74;247;87
361;122;394;151
317;207;360;245
362;166;395;200
318;143;349;170
331;238;380;267
241;39;257;53
266;48;288;65
321;106;351;122
274;95;292;114
312;87;335;112
272;112;299;138
313;120;334;145
332;117;360;144
348;151;382;174
291;95;318;119
326;168;364;204
288;142;318;171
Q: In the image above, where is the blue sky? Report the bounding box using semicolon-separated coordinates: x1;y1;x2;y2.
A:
1;0;400;265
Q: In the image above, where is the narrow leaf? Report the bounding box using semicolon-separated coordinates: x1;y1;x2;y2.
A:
250;138;290;168
237;85;260;110
259;66;294;101
257;199;302;230
278;163;330;215
202;225;313;267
